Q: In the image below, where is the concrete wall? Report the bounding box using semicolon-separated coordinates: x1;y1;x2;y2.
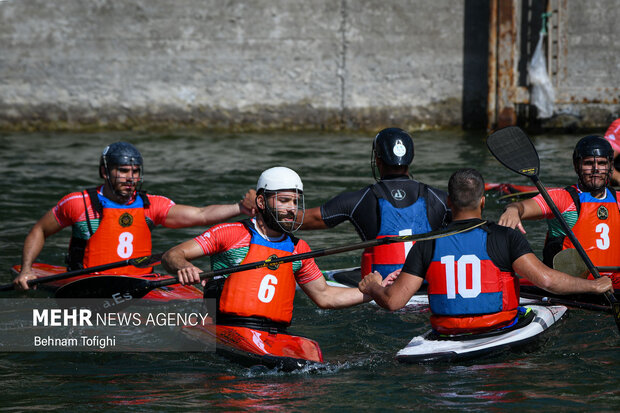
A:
0;0;618;132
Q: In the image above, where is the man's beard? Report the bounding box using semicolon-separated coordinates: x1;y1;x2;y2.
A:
261;208;297;234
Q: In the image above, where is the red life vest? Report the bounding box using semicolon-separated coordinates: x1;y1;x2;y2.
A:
426;226;519;334
82;191;152;275
219;225;298;325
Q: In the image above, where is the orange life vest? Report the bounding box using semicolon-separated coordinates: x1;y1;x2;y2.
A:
560;188;620;287
219;224;298;324
82;191;152;275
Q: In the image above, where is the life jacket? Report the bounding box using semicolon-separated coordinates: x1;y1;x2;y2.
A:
218;221;299;325
543;186;620;287
67;187;153;274
426;225;519;334
361;181;432;278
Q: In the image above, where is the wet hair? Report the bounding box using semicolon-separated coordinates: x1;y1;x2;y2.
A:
448;168;485;210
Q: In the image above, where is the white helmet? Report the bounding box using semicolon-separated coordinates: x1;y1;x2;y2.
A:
256;167;303;192
256;167;305;234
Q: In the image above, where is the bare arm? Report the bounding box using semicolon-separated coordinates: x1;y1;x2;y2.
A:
497;198;544;234
513;253;613;295
299;276;370;308
300;206;328;230
163;190;256;229
161;239;207;286
14;210;64;290
358;271;424;311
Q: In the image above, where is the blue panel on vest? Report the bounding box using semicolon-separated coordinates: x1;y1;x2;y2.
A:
372;263;403;279
429;292;503;315
98;193;144;209
431;228;490;261
377;197;431;236
579;189;616;204
247;226;295;253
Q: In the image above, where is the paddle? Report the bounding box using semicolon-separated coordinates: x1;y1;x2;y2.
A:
487;126;620;332
54;220;486;300
0;253;163;292
519;292;612;313
553;248;620;277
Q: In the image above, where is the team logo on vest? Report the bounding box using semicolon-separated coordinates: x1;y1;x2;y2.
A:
265;254;281;270
597;205;609;220
119;212;134;227
391;189;406;201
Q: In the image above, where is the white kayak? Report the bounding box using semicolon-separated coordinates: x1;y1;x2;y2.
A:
321;267;539;307
395;305;567;363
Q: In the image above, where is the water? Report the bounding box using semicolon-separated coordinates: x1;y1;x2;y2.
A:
0;130;618;411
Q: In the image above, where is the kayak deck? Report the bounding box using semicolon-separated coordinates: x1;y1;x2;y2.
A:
10;263;203;301
322;267;539;307
396;305;567;363
183;321;324;372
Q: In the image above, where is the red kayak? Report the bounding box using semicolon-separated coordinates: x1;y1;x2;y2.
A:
485;182;543;195
10;263;203;301
183;321;324;371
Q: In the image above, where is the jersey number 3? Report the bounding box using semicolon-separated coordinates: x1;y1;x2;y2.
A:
596;223;610;250
441;254;481;299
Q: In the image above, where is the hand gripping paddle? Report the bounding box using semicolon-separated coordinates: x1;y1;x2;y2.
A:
487;126;620;333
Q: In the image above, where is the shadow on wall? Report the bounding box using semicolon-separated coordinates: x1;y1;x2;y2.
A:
462;0;490;130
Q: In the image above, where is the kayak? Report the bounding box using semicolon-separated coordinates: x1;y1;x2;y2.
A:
182;321;324;372
395;305;567;363
322;268;542;307
484;182;543;195
10;263;203;301
322;267;431;307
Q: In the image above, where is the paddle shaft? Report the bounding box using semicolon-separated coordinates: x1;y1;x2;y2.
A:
530;176;618;306
54;220;487;299
520;292;612;313
0;253;163;292
148;226;480;290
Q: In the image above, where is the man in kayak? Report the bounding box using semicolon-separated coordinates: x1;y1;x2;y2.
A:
359;168;613;335
301;128;450;278
498;135;620;287
163;167;393;332
14;142;254;290
603;118;620;185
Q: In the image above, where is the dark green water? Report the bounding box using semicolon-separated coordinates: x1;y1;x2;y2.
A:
0;131;618;411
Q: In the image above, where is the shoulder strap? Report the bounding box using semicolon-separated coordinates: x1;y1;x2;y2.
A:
86;187;103;216
564;185;581;215
138;191;151;208
370;181;388;199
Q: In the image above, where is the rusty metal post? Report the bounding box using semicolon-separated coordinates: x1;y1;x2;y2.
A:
487;0;498;131
488;0;519;130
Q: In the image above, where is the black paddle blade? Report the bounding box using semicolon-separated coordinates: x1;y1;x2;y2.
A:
54;276;154;300
487;126;540;177
130;253;163;268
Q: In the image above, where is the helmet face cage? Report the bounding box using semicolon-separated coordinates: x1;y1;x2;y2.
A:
261;189;305;234
100;142;144;194
573;135;613;191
